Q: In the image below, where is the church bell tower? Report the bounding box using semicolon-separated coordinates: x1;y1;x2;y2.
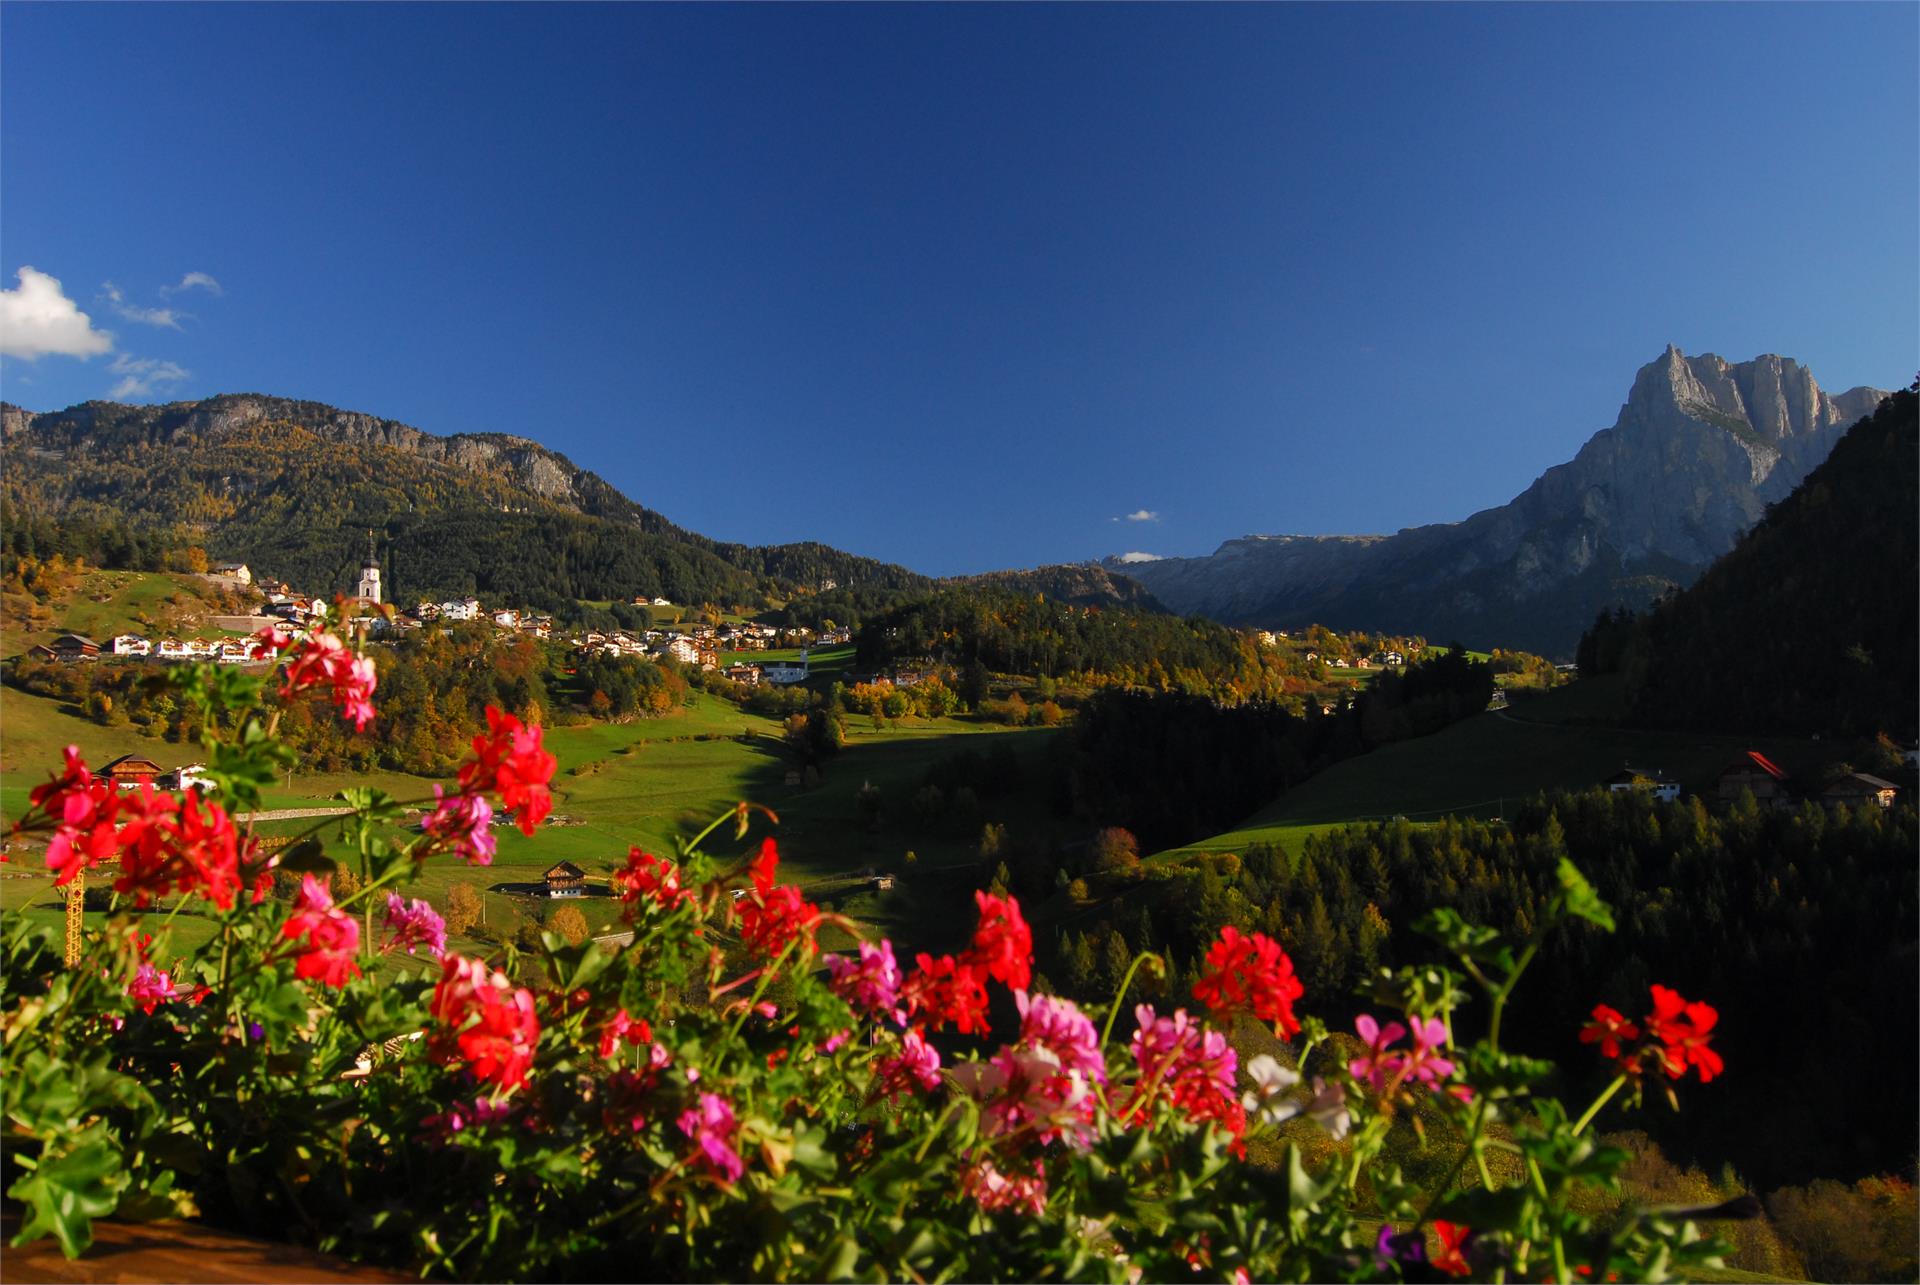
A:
356;531;382;604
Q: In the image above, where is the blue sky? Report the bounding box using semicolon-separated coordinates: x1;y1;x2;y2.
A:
3;3;1914;576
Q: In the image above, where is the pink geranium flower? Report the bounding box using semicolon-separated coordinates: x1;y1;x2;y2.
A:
421;786;496;865
677;1092;745;1184
827;939;904;1022
381;892;447;959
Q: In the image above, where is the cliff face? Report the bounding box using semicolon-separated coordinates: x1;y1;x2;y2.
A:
1105;349;1890;656
1;394;660;526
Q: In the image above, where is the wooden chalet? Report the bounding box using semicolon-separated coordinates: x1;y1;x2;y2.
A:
49;634;102;661
1716;750;1790;806
1822;773;1900;811
95;754;165;791
543;861;587;899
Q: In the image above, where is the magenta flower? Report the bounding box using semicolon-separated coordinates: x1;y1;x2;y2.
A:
382;892;448;959
872;1028;943;1101
127;962;180;1013
826;939;904;1022
676;1092;745;1184
421;785;496;866
1401;1015;1458;1088
1016;990;1108;1085
1348;1013;1410;1091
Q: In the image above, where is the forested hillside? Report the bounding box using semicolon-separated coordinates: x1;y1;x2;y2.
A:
1580;388;1918;738
1;395;930;611
1041;788;1917;1191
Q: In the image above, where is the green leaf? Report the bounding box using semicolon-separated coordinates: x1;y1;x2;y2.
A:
1556;857;1616;932
7;1126;128;1259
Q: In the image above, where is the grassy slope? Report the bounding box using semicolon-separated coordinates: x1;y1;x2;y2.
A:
2;568;243;659
1156;675;1829;862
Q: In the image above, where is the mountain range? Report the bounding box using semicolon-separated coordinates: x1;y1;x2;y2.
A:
0;394;932;614
1102;348;1890;656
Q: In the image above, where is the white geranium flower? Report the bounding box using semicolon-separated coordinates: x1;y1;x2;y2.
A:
1306;1076;1350;1141
1241;1053;1303;1124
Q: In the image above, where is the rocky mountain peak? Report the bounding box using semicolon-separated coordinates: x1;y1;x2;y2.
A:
1104;347;1894;655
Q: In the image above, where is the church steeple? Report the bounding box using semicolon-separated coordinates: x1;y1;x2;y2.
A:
356;530;382;604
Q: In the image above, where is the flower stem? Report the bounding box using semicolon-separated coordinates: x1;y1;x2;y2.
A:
1570;1074;1627;1137
1098;951;1161;1050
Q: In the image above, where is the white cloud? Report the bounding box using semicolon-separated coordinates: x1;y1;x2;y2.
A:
102;282;182;329
1115;551;1163;563
108;353;190;400
1119;509;1160;524
161;271;222;297
0;266;114;360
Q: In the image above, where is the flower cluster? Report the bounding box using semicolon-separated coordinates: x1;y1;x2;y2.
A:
283;875;362;987
419;786;497;866
677;1092;745;1184
897;891;1034;1036
1192;925;1305;1037
19;748;266;911
430;954;542;1093
269;626;378;732
381;892;447;959
457;707;557;836
1127;1004;1246;1145
1349;1013;1462;1098
826;939;904;1023
736;839;822;957
1581;984;1723;1082
616;848;692;913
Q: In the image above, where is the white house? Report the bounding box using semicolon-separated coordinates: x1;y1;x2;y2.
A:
212;562;252;585
492;609;521;629
651;597;672;607
1605;768;1681;804
217;641;253;665
155;639;189;660
109;634;151;657
182;639;216;659
439;599;483;622
168;763;213;793
763;657;810;685
663;636;704;667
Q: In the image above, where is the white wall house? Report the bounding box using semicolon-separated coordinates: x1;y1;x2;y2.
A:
762;657;810;685
440;599;483;621
110;635;151;656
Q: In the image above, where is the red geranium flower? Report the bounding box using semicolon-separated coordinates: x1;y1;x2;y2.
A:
739;883;822;957
1431;1221;1474;1277
457;706;556;836
615;848;690;913
431;954;541;1092
1647;984;1722;1082
281;874;362;988
965;890;1033;991
1579;1004;1642;1063
902;952;992;1036
1192;926;1305;1037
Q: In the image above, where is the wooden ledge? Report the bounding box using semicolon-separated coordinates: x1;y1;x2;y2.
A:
0;1211;411;1284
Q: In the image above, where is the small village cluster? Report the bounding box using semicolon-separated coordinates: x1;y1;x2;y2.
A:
26;553;850;689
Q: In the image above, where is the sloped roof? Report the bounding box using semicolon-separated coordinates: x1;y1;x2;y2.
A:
543;861;586;879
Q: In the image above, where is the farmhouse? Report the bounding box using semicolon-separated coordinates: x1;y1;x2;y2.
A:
1716;751;1790;807
725;664;763;686
543;861;587;899
211;562;252;584
47;634;102;662
1604;767;1681;804
94;754;165;791
1823;773;1899;811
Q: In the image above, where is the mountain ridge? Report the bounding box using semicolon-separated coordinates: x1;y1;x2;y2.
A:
0;393;931;611
1102;348;1890;655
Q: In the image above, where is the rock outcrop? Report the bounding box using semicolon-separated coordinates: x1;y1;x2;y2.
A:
1105;349;1890;656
